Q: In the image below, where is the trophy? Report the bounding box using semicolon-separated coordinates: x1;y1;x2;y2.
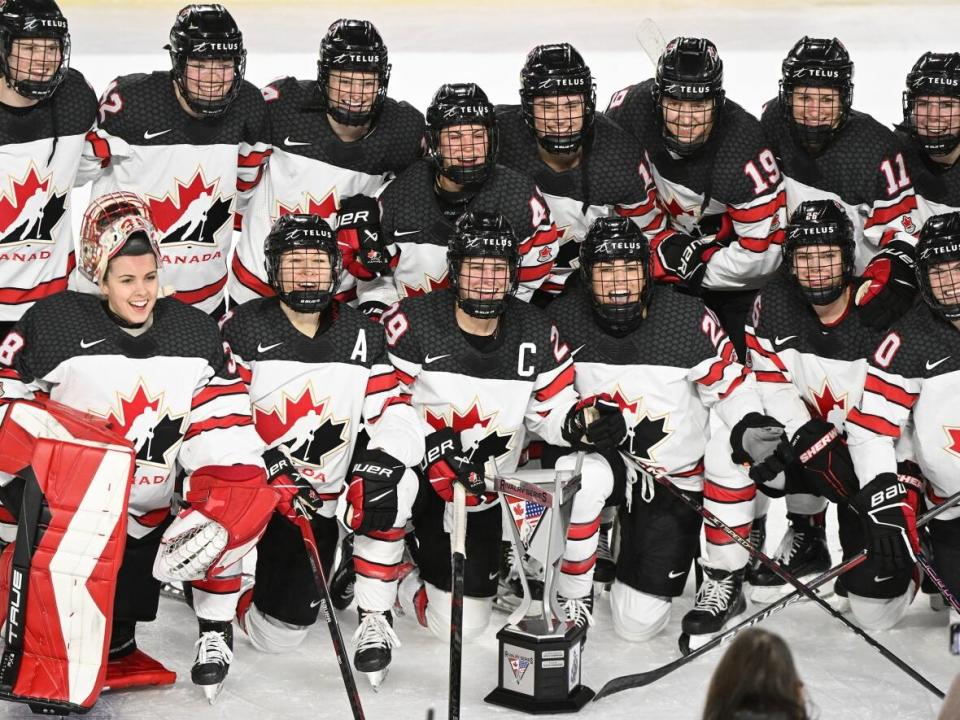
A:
484;452;594;714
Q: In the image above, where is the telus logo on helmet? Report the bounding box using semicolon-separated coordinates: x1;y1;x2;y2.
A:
794;68;840;79
920;241;960;259
443;105;490;118
193;42;241;53
597;241;644;253
332;53;380;64
22;17;67;31
536;78;586;90
915;76;960;87
665;83;711;94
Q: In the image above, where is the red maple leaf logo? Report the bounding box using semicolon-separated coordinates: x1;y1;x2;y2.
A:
664;196;693;218
944;427;960;458
277;189;338;220
103;383;162;437
809;381;846;422
0;165;49;234
425;401;495;434
400;272;449;297
426;400;512;464
609;388;640;414
147;169;220;233
254;385;328;446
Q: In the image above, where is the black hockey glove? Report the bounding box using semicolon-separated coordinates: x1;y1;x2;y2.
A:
263;447;324;524
851;471;922;573
650;232;721;294
788;418;858;504
562;394;627;451
345;448;405;534
358;300;390;321
422;428;488;505
337;195;397;280
730;413;792;489
855;239;917;329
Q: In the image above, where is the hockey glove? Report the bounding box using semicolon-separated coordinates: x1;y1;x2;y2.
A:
730;412;792;489
650;231;722;293
345;448;405;534
855;239;918;329
422;427;488;506
359;300;390;322
263;446;324;524
851;471;922;574
336;195;396;280
788;418;858;504
562;394;628;451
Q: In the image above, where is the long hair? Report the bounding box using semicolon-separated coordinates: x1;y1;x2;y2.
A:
702;629;809;720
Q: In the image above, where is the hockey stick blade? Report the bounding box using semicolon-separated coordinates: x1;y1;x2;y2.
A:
593;485;960;702
635;18;666;68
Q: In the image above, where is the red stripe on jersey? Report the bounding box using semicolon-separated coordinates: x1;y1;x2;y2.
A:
192;381;246;409
704;521;751;546
335;286;358;304
540;280;566;295
674;460;705;478
172;275;227;306
864;373;917;409
365;371;400;396
754;370;789;384
236;168;263;193
560;555;597;576
535;363;575;402
694;355;734;388
395;367;416;386
728;191;785;225
231;253;275;297
567;516;601;541
719;368;749;399
518;262;553;282
0;268;72;306
518;225;559;254
864;194;918;229
0;505;14;524
238;148;272;168
193;575;242;594
237;364;252;385
184;414;252;440
846;408;901;438
365;527;406;542
704;480;756;504
0;368;19;380
135;506;171;528
615;193;657;217
744;332;788;371
354;556;402;582
85;130;111;166
233;212;243;232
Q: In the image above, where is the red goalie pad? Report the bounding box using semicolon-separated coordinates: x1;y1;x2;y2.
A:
0;400;135;715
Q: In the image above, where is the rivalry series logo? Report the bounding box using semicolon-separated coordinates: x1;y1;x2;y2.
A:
425;400;514;464
0;165;67;247
254;384;350;471
94;381;187;469
147;169;232;247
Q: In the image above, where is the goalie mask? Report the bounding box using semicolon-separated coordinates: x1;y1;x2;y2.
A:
580;216;651;333
426;82;498;187
654;37;724;157
167;3;246;118
0;0;70;101
448;211;520;319
79;192;162;286
916;212;960;321
783;199;855;306
318;18;390;127
780;36;853;155
520;43;596;155
264;213;341;313
903;52;960;158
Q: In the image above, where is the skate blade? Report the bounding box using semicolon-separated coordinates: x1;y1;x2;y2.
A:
201;681;225;705
363;668;389;691
751;576;835;605
679;609;750;656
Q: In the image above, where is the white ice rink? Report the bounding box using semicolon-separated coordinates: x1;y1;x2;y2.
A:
4;0;960;717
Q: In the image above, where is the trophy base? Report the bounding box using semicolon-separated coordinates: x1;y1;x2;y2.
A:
484;620;594;715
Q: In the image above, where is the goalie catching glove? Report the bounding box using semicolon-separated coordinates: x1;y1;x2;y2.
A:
154;465;278;582
263;446;324;523
345;448;405;533
422;427;489;506
561;394;628;451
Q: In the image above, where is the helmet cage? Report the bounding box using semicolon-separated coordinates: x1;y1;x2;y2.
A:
902;52;960;157
0;0;70;101
579;217;650;333
448;212;520;319
917;212;960;321
317;19;391;127
264;214;342;313
426;83;499;187
783;200;855;306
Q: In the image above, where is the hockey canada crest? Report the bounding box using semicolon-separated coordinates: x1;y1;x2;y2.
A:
254;384;350;470
400;271;448;297
0;165;67;246
944;426;960;459
425;400;514;464
807;379;847;427
147;169;232;246
609;388;671;462
277;188;338;221
95;381;187;468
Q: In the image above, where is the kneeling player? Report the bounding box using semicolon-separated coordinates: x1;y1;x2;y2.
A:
220;214;424;687
0;193;276;708
387;212;625;646
845;213;960;643
546;217;766;650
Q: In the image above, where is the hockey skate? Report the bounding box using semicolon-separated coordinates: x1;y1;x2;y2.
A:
743;514;767;585
352;608;400;690
192;620;234;704
750;515;831;603
329;532;356;611
679;564;747;655
494;542;544;617
594;522;617;589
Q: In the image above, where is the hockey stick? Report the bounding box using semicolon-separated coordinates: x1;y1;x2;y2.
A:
448;483;467;720
916;549;960;614
295;515;366;720
635;18;666;68
594;489;960;700
595;463;954;701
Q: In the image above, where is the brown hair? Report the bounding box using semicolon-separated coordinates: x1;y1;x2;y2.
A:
702;629;808;720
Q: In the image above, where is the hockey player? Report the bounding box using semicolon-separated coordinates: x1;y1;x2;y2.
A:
355;82;559;317
899;53;960;223
845;211;960;645
228;18;424;306
495;43;668;301
220;213;424;686
388;211;626;645
762;37;921;331
738;200;888;603
0;0;98;338
547;216;767;650
80;3;268;317
604;37;785;356
0;193;277;702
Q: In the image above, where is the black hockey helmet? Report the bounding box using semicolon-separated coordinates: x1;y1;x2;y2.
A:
916;212;960;321
447;211;520;319
783;199;855;306
426;83;498;187
264;213;342;313
318;19;391;127
580;216;651;333
520;43;596;155
779;37;853;154
903;52;960;158
167;4;246;117
0;0;70;101
653;37;724;157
